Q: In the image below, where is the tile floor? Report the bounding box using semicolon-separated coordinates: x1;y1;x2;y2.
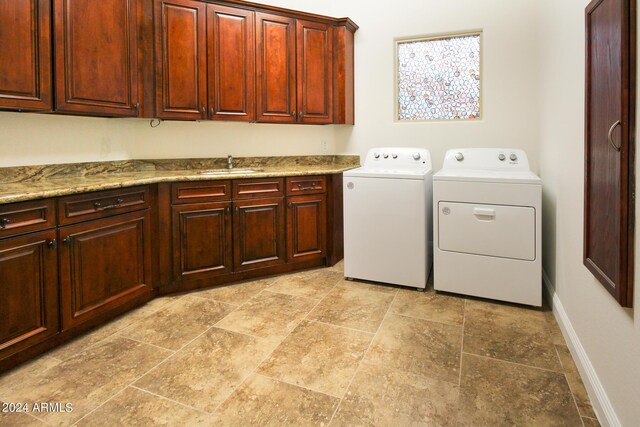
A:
0;262;599;426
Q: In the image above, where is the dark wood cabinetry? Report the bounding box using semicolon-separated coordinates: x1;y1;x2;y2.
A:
297;20;333;124
0;230;59;361
155;0;207;119
54;0;141;116
207;4;255;121
287;194;326;262
59;210;153;329
0;0;52;111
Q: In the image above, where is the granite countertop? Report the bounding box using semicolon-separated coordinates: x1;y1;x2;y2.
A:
0;156;360;205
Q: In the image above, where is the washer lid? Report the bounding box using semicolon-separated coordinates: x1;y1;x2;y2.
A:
433;169;541;184
344;167;431;180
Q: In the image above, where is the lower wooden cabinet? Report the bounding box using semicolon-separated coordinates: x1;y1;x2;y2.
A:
58;210;153;329
287;194;326;262
233;197;286;271
172;201;233;281
0;230;59;360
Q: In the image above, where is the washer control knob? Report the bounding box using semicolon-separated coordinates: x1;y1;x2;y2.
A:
510;153;518;161
455;152;464;161
374;152;380;159
412;152;421;160
383;153;389;159
392;153;398;159
498;153;506;161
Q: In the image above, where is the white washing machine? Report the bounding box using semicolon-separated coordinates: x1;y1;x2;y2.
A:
344;147;432;289
433;148;542;306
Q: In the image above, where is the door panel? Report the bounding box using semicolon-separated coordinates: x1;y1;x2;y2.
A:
0;230;58;359
584;0;635;307
0;0;52;111
155;0;207;119
172;202;233;281
287;194;326;262
233;197;286;270
54;0;140;116
256;12;296;123
59;211;152;329
207;4;255;121
297;20;333;124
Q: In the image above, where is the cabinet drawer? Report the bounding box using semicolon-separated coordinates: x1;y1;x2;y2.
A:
172;181;231;204
0;199;56;239
286;176;326;195
58;186;149;225
233;178;284;199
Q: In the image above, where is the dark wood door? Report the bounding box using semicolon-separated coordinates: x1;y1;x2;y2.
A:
155;0;207;120
172;202;233;281
207;4;255;121
54;0;140;116
256;12;296;123
296;20;333;124
59;210;153;329
0;0;52;111
584;0;635;307
287;194;326;262
0;230;59;360
233;197;286;271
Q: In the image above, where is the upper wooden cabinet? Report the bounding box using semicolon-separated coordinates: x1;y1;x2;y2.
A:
297;20;333;124
0;0;52;111
207;4;255;121
54;0;141;116
155;0;208;120
256;12;297;123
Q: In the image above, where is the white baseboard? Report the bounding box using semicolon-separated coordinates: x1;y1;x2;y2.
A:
542;269;621;427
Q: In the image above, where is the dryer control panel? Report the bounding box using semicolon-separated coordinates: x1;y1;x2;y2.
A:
442;148;531;171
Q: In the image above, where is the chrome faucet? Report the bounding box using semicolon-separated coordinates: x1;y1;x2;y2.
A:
227;155;233;169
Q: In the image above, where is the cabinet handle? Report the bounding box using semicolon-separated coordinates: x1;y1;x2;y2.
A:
288;202;293;208
608;120;622;152
134;102;140;111
63;236;72;245
48;239;58;249
299;111;303;119
235;206;239;213
0;217;10;228
210;107;215;116
201;106;206;115
225;207;230;215
97;198;124;210
292;111;297;119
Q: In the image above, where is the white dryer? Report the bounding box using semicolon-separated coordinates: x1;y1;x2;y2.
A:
433;148;542;306
344;147;433;289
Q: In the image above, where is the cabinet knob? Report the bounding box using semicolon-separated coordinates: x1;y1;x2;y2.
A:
134;102;140;111
210;107;215;116
225;207;230;215
0;217;10;228
48;239;58;249
201;106;206;114
299;111;303;119
288;202;293;208
93;201;102;209
292;111;297;119
63;236;72;245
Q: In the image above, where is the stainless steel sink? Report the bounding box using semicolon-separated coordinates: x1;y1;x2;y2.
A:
197;169;261;175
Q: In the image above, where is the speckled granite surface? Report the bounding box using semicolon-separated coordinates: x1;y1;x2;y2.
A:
0;156;360;204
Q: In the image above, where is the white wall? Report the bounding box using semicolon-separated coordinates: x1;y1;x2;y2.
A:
538;0;640;425
331;0;541;172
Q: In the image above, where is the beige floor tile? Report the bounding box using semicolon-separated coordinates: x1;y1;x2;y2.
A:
337;278;399;295
544;308;567;345
582;416;601;427
134;327;275;413
75;386;212;426
0;411;46;426
258;320;372;397
215;374;339;426
463;299;562;371
119;296;235;350
0;356;61;387
331;363;458;426
365;314;462;384
0;336;171;425
389;288;465;326
307;284;395;332
216;291;317;344
556;345;597;418
457;353;582;426
327;259;344;272
194;278;276;305
267;269;342;299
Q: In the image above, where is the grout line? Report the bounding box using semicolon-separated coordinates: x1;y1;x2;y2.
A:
454;298;467;426
555;346;589;422
327;284;399;425
115;335;177;353
307;319;376;336
461;351;566;374
254;372;342;399
129;385;211;416
72;386;129;425
389;311;465;328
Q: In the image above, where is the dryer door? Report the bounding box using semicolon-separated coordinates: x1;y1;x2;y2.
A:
438;201;535;261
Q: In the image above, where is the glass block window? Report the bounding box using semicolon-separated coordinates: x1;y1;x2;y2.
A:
396;32;481;121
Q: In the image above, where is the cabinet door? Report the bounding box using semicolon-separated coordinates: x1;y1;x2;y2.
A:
172;202;233;282
233;197;286;271
0;0;52;111
207;4;255;121
54;0;140;116
296;20;333;124
256;12;296;123
0;230;58;360
287;194;326;262
59;211;153;329
155;0;207;120
584;0;635;307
